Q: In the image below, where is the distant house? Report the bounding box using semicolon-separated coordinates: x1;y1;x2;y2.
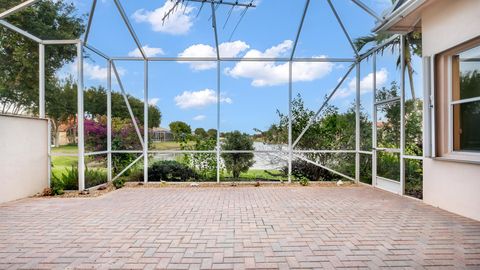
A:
150;127;174;142
55;118;76;146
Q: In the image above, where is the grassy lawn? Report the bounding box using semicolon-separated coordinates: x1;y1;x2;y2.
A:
51;145;288;182
51;145;78;178
51;142;185;178
151;141;193;150
223;169;288;181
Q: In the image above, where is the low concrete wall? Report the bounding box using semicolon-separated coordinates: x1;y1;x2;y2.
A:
0;115;48;204
424;159;480;221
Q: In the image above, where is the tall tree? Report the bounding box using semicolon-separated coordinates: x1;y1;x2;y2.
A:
194;128;208;138
169;121;191;142
0;0;85;114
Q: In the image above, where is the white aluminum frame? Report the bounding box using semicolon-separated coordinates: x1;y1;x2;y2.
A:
0;0;423;195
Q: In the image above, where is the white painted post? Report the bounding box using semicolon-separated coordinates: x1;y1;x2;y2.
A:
39;43;45;118
77;42;85;191
288;61;293;183
107;60;112;182
216;60;221;183
372;53;377;186
400;35;406;195
144;60;148;183
355;62;360;183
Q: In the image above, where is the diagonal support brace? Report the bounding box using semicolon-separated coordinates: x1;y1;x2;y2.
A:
111;62;145;149
292;64;355;148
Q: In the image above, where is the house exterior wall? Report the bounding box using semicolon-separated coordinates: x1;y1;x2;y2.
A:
0;115;48;204
421;0;480;221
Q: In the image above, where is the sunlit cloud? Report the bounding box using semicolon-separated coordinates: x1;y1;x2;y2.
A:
174;89;232;109
225;40;334;87
132;1;194;35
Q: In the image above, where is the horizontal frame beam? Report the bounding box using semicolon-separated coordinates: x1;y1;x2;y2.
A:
109;57;356;62
293;150;356;153
374;96;401;106
186;0;256;7
42;39;80;45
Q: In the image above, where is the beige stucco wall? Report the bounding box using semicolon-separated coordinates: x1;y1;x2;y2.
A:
421;0;480;221
422;0;480;56
0;115;48;204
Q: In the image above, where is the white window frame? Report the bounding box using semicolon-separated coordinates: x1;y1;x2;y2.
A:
444;51;480;161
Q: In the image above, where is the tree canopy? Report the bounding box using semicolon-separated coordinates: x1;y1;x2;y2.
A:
0;0;85;114
169;121;192;142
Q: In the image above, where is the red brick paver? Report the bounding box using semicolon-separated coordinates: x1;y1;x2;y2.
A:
0;186;479;269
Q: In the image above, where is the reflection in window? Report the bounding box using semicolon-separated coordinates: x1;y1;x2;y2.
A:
452;44;480;151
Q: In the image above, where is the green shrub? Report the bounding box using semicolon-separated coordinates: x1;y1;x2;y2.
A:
50;175;65;195
181;138;217;181
55;166;107;190
148;160;198;181
221;131;255;179
60;166;80;190
123;167;144;182
112;178;125;189
298;176;310;186
85;168;108;188
286;159;336;181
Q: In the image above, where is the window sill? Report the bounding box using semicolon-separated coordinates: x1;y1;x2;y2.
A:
433;152;480;165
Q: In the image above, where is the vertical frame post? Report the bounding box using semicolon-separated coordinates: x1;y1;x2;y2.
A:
143;60;149;183
288;61;293;183
47;119;51;187
77;42;85;191
372;53;377;186
39;43;45;118
400;35;406;194
216;60;221;183
210;2;221;184
355;62;360;183
107;60;112;182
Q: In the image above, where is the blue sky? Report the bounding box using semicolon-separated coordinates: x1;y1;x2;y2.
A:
58;0;422;134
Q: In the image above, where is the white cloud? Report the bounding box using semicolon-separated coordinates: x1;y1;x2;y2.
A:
132;1;194;35
179;41;250;70
58;62;125;82
224;40;334;87
178;44;216;70
219;41;250;57
148;98;160;106
128;45;164;57
193;115;206;121
174;89;232;109
334;68;388;99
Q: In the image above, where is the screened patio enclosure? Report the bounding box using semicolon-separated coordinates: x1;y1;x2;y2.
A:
0;0;424;197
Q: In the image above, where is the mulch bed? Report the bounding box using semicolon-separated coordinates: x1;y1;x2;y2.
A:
37;180;357;199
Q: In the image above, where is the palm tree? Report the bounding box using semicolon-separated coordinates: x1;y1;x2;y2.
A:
354;13;422;100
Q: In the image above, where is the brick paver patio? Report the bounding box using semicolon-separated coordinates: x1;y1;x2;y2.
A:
1;186;479;269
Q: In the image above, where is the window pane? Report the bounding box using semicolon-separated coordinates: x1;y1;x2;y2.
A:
453;45;480;101
453;101;480;151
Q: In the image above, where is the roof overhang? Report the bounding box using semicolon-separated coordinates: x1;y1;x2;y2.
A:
374;0;430;34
